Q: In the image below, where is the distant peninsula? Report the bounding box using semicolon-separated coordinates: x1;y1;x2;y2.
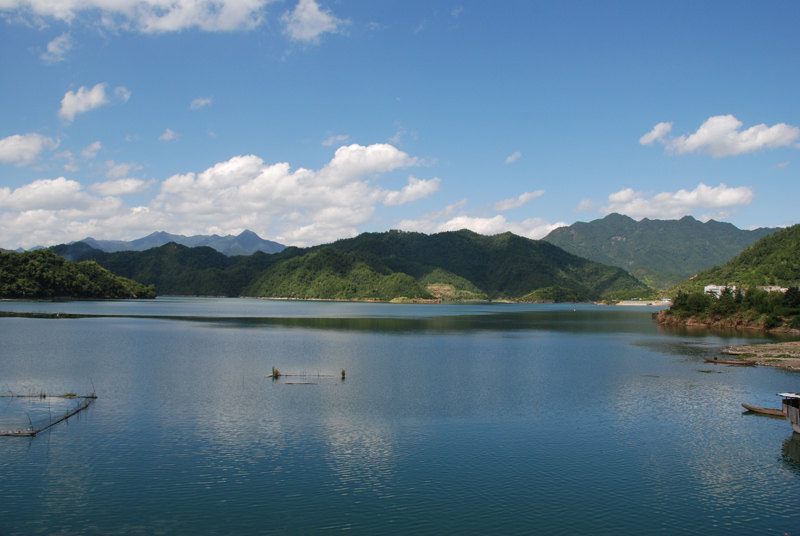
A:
656;224;800;333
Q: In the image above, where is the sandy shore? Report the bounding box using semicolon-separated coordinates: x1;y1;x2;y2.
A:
722;341;800;372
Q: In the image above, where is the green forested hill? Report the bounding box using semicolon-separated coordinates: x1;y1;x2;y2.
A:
543;213;778;288
660;224;800;330
243;246;434;301
52;242;284;296
671;223;800;293
245;229;649;301
0;249;155;299
51;230;649;301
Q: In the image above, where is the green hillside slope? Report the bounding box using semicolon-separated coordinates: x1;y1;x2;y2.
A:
543;213;778;288
659;224;800;331
246;229;649;302
0;249;155;299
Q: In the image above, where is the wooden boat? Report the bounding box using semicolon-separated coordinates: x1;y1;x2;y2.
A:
779;393;800;434
741;403;785;417
704;357;756;366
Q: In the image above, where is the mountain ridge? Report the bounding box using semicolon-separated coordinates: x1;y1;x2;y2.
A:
543;213;779;288
77;230;285;257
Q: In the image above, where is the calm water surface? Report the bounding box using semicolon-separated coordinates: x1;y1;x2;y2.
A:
1;298;799;535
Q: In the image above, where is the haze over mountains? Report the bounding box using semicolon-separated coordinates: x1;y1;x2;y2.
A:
76;230;285;257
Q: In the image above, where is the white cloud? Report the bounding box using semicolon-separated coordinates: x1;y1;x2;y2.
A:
396;199;566;240
601;183;754;220
80;141;102;160
114;86;132;102
323;133;349;146
383;176;440;206
0;0;272;33
41;33;71;63
0;143;439;249
282;0;347;43
190;97;212;110
58;83;109;122
493;190;544;212
153;143;432;245
576;199;595;212
90;178;153;196
504;151;521;164
318;143;419;186
639;122;672;145
0;133;59;166
159;128;178;141
0;177;99;211
642;115;800;157
398;212;566;240
104;160;141;179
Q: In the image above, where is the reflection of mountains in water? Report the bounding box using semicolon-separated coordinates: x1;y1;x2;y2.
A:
782;434;800;471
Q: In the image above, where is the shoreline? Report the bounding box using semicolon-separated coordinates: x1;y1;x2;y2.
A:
722;341;800;372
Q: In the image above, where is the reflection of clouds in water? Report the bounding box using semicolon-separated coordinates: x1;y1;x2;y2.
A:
323;418;398;499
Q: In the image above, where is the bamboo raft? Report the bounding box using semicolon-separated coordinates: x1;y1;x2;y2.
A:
0;393;97;437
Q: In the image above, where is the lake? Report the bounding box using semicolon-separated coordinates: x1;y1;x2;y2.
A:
1;298;799;535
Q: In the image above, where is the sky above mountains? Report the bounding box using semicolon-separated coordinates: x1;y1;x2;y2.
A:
1;0;798;249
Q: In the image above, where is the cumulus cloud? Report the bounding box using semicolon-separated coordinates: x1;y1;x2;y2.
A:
80;141;102;160
395;199;566;240
0;142;440;249
383;176;441;206
59;83;109;122
601;183;754;220
41;33;71;63
0;177;102;211
504;151;521;164
190;97;212;110
0;0;272;32
0;133;59;166
641;115;800;157
639;122;672;146
104;160;142;179
90;178;154;196
494;190;544;212
154;143;434;245
282;0;347;43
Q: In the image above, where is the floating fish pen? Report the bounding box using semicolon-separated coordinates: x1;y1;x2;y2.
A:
0;393;97;437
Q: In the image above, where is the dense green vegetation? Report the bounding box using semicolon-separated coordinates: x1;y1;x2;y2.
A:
244;247;434;301
543;213;777;288
52;242;285;296
0;249;155;299
51;229;650;302
665;286;800;330
660;224;800;330
245;229;650;302
669;224;800;294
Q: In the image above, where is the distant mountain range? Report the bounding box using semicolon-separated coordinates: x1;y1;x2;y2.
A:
75;230;285;257
543;213;779;289
50;229;649;301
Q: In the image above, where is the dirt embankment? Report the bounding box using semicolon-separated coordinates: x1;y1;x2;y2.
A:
722;341;800;372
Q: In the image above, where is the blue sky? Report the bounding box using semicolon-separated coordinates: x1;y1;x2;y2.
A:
1;0;798;249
